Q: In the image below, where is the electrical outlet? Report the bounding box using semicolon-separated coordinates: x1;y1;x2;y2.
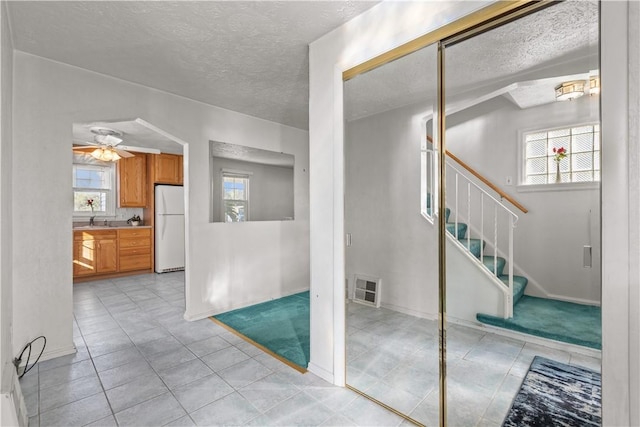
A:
506;176;513;186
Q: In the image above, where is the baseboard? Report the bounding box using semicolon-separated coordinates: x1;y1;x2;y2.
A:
544;293;600;306
33;344;76;365
379;302;437;321
447;316;602;358
183;309;214;322
307;362;335;385
1;362;27;427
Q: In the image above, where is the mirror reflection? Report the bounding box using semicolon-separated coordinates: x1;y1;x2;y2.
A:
344;43;439;426
444;1;601;425
210;141;294;222
344;1;600;425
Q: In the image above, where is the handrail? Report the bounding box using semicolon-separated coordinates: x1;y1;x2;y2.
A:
426;136;528;214
447;160;518;318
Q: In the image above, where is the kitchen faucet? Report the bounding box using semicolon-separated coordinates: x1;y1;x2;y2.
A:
89;216;95;226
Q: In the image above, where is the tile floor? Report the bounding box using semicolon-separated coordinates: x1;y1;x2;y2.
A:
346;301;602;426
20;272;601;427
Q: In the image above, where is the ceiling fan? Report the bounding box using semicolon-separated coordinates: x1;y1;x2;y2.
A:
72;126;159;161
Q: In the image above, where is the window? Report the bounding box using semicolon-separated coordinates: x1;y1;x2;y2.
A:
222;173;249;222
523;124;600;185
73;163;115;216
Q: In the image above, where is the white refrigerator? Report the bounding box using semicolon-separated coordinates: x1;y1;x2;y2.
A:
155;185;185;273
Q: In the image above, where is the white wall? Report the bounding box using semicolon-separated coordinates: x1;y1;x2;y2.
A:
446;95;601;304
310;1;639;425
601;2;637;425
11;52;310;364
345;102;438;318
0;2;22;425
210;157;294;222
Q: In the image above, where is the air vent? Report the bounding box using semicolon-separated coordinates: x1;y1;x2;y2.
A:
352;274;381;308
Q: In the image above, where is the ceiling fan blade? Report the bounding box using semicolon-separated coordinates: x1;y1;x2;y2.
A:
73;139;101;147
72;146;97;153
117;144;161;154
114;148;135;158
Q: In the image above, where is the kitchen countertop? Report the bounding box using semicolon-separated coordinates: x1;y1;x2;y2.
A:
73;225;152;231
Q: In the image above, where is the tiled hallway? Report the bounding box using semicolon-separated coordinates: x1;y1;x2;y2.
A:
21;272;601;426
22;273;397;427
346;303;601;426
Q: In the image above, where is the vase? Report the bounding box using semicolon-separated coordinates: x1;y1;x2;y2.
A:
555;162;561;183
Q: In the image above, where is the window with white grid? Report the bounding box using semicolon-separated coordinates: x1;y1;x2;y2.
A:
523;124;600;185
73;163;116;216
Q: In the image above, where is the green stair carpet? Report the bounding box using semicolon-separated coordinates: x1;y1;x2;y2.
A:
429;195;600;349
476;296;602;349
213;291;310;369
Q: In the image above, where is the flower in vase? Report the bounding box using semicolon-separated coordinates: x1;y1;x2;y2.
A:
86;198;95;214
552;147;568;163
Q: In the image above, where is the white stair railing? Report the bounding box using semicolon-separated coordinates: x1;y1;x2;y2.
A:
447;161;519;317
423;145;519;318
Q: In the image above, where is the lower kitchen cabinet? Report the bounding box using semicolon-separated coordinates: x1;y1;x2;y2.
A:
73;230;118;277
73;227;152;280
118;228;152;272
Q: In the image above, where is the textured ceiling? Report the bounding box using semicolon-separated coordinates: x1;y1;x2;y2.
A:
345;0;599;121
8;1;380;130
73;119;184;155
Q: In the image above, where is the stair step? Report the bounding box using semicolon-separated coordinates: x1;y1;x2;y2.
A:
499;275;528;305
446;222;467;239
482;256;506;277
458;238;484;258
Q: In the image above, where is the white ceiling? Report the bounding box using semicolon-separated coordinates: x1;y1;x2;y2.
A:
7;1;380;131
344;0;599;121
8;0;599;149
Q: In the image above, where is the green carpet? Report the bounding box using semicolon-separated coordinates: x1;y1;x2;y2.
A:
213;291;310;369
477;296;601;349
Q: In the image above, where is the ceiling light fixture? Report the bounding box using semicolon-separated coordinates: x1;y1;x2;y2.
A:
91;147;121;162
555;80;586;101
589;76;600;96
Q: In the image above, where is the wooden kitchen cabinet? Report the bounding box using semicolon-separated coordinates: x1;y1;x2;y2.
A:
96;237;118;273
153;153;183;185
73;230;118;277
118;228;151;272
118;154;148;207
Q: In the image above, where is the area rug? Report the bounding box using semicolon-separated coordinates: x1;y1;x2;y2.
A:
503;356;601;427
477;296;601;349
211;291;309;371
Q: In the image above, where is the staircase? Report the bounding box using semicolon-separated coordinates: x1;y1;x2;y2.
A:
425;174;525;319
440;203;529;308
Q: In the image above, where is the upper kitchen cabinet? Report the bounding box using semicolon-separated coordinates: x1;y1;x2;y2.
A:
118;154;148;207
153;153;183;185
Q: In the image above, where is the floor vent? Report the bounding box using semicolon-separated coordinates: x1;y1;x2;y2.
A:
352;274;381;308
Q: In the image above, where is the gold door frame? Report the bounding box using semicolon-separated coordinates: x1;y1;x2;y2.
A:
343;2;557;426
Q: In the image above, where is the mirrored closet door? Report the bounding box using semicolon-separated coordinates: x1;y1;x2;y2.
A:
343;1;601;426
343;44;441;426
443;1;600;425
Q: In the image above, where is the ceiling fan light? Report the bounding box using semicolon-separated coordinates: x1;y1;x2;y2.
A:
91;148;104;160
555;80;586;101
89;147;120;161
